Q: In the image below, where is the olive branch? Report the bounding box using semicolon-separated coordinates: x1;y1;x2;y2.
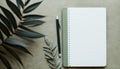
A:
43;37;61;69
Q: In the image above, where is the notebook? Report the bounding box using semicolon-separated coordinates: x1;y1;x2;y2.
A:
62;8;106;67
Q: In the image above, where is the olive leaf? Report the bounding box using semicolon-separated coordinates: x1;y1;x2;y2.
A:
16;0;24;8
6;0;22;20
0;22;11;37
43;37;61;69
0;54;12;69
0;0;45;69
21;20;45;26
23;14;45;21
0;14;14;33
3;45;24;67
0;6;17;29
24;1;43;13
25;0;30;6
15;29;45;38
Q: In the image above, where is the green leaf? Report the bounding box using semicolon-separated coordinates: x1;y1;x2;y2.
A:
3;45;24;66
19;25;45;38
47;60;55;66
0;14;13;33
0;54;12;69
0;6;17;29
44;52;53;59
19;25;44;37
43;48;51;54
16;0;24;8
0;22;11;37
15;46;32;56
52;46;58;57
15;29;45;38
17;36;33;42
22;20;45;26
19;25;36;32
47;61;55;69
4;38;28;48
24;1;42;13
16;25;35;41
52;45;57;51
44;37;50;46
25;0;30;6
23;14;45;21
43;46;50;50
19;25;44;40
7;44;32;56
6;0;22;20
4;38;32;55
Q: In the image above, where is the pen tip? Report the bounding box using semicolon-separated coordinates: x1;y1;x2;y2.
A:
56;16;59;19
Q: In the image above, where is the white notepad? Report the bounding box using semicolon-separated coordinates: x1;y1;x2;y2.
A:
62;8;106;67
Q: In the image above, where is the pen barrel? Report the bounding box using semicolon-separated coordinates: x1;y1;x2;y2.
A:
56;19;61;54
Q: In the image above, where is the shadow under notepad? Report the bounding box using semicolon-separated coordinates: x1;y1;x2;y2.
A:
64;67;105;69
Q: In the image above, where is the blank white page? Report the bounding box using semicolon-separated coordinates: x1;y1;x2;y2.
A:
67;8;106;67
